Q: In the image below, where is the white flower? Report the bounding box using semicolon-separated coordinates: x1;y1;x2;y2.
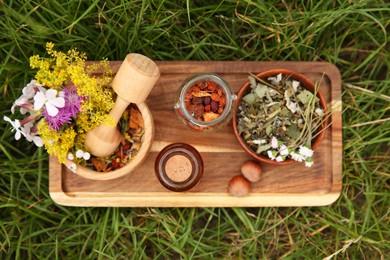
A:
315;108;324;116
3;116;25;140
271;136;279;149
21;121;43;147
279;145;289;156
290;151;305;162
275;155;284;162
12;80;45;114
305;159;314;167
23;80;41;99
68;163;77;173
267;150;277;160
82;152;91;160
67;153;74;161
34;89;65;116
268;73;282;85
299;145;314;158
75;150;91;160
30;136;43;147
12;96;29;114
76;149;84;158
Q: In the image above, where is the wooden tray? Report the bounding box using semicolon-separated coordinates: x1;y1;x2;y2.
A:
49;61;342;207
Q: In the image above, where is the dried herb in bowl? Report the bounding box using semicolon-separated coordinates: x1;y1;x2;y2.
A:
235;71;328;167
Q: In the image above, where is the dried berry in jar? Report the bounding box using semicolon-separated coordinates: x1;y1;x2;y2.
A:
184;79;227;122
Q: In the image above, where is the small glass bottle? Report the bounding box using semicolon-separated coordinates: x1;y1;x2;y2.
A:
155;143;203;192
174;73;237;131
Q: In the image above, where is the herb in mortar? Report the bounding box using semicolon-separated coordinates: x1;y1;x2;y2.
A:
236;73;327;167
87;104;144;172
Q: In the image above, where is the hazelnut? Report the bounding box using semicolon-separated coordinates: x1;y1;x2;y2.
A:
241;160;262;183
228;175;251;197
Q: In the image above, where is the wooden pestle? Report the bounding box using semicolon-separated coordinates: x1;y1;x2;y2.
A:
84;53;160;157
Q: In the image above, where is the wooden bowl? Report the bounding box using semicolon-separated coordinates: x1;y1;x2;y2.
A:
232;69;327;165
64;102;154;180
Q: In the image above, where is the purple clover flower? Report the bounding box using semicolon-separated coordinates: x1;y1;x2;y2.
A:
63;86;83;118
43;106;73;131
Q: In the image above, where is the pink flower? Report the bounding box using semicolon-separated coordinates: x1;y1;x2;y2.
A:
44;108;72;131
63;86;83;117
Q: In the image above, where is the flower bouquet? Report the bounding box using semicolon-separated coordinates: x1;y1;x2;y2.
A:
4;43;148;179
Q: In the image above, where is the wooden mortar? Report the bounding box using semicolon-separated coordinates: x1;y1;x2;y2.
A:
85;53;160;157
65;102;154;181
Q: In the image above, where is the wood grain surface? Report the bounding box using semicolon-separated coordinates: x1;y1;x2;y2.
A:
49;61;342;207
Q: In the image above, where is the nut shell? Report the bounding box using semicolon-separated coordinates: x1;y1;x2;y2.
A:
241;160;262;183
228;175;251;197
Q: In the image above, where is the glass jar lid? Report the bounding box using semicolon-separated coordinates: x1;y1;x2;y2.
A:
155;143;203;192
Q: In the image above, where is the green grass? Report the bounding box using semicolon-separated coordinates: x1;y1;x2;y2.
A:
1;0;389;258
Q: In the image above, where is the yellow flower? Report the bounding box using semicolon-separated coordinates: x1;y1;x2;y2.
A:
46;42;55;54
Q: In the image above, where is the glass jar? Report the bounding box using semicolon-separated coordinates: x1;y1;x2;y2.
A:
174;73;237;131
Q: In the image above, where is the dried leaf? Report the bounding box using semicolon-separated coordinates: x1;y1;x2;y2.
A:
297;90;314;104
254;84;267;99
266;125;272;136
257;144;271;154
266;108;281;120
90;158;108;172
267;73;282;85
242;93;257;104
203;111;220;122
286;125;301;139
191;91;211;97
129;106;144;129
248;75;257;87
